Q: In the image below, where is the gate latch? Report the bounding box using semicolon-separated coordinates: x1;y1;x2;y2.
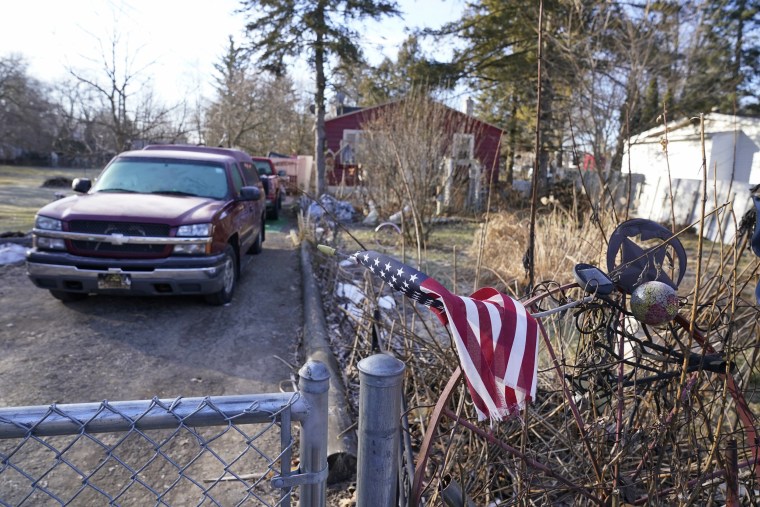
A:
271;465;328;489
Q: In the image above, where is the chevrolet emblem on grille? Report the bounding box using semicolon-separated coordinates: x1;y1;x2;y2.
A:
109;233;126;245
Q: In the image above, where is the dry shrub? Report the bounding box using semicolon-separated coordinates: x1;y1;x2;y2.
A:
357;88;490;256
473;206;611;290
359;94;448;209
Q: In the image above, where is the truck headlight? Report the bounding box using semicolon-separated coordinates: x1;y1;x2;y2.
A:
35;215;62;231
177;223;212;237
173;243;209;255
35;237;66;250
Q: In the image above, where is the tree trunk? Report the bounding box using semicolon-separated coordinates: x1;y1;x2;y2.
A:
314;28;327;196
731;0;746;109
506;98;517;185
537;71;553;196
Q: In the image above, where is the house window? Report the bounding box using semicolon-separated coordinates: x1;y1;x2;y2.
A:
452;133;474;161
341;129;363;165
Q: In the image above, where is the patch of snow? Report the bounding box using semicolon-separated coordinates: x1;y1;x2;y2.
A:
362;200;379;226
343;302;364;321
378;295;396;310
338;283;395;308
337;283;365;304
0;244;28;265
388;205;411;224
307;194;355;222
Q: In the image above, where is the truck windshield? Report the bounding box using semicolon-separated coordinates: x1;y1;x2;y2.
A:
253;160;273;176
92;159;229;199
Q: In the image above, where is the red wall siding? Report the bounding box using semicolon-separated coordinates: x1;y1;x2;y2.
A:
324;114;362;154
324;102;504;184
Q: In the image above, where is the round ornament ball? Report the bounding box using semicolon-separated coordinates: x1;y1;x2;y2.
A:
630;281;679;325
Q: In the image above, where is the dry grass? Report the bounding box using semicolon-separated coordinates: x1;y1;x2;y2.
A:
472;206;612;295
0;165;95;234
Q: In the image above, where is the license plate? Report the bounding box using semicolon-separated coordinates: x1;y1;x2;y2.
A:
97;273;132;290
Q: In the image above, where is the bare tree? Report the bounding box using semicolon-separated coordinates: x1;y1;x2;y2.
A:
0;54;56;162
285;86;316;156
255;75;312;155
48;78;101;164
67;28;187;155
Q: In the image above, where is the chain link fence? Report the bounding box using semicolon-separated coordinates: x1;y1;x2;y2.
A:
0;361;330;507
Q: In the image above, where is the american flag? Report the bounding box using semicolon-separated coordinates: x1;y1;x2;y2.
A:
351;250;539;422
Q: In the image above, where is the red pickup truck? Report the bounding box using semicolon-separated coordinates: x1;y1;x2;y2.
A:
251;156;284;220
26;146;267;305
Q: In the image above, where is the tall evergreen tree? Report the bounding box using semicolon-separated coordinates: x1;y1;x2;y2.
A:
678;0;760;115
333;35;456;106
640;77;660;131
206;37;262;148
206;37;307;155
434;0;595;189
241;0;400;196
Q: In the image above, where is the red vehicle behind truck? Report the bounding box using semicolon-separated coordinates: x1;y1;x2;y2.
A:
251;156;284;220
26;146;267;305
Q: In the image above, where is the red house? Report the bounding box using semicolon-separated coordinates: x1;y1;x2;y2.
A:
324;100;505;186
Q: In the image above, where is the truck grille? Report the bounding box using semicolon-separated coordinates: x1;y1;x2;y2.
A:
68;220;171;256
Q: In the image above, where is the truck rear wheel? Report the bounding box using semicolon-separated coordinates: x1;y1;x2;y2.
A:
205;245;238;305
49;290;88;302
271;194;280;220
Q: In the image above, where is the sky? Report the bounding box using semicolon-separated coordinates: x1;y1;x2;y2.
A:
0;0;465;104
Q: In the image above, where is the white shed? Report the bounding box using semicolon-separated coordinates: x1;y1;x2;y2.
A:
622;113;760;243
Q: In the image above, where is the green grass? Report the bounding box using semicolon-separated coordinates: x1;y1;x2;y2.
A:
339;220;479;252
0;165;97;234
335;219;482;294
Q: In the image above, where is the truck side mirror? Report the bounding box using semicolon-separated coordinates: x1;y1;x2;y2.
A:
239;186;262;201
72;178;92;193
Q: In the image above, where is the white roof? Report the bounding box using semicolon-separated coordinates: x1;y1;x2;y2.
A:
629;113;760;145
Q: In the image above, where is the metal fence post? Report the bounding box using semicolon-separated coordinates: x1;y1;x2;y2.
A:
357;353;406;507
298;360;330;507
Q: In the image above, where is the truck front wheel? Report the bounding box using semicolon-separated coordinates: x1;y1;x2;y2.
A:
205;245;238;305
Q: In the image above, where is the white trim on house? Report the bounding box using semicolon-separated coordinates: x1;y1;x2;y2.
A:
452;133;475;162
339;129;364;165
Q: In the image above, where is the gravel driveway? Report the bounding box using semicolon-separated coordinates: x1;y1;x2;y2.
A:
0;216;305;504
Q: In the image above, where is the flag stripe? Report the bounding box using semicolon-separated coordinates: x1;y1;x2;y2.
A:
452;298;501;418
505;298;527;390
